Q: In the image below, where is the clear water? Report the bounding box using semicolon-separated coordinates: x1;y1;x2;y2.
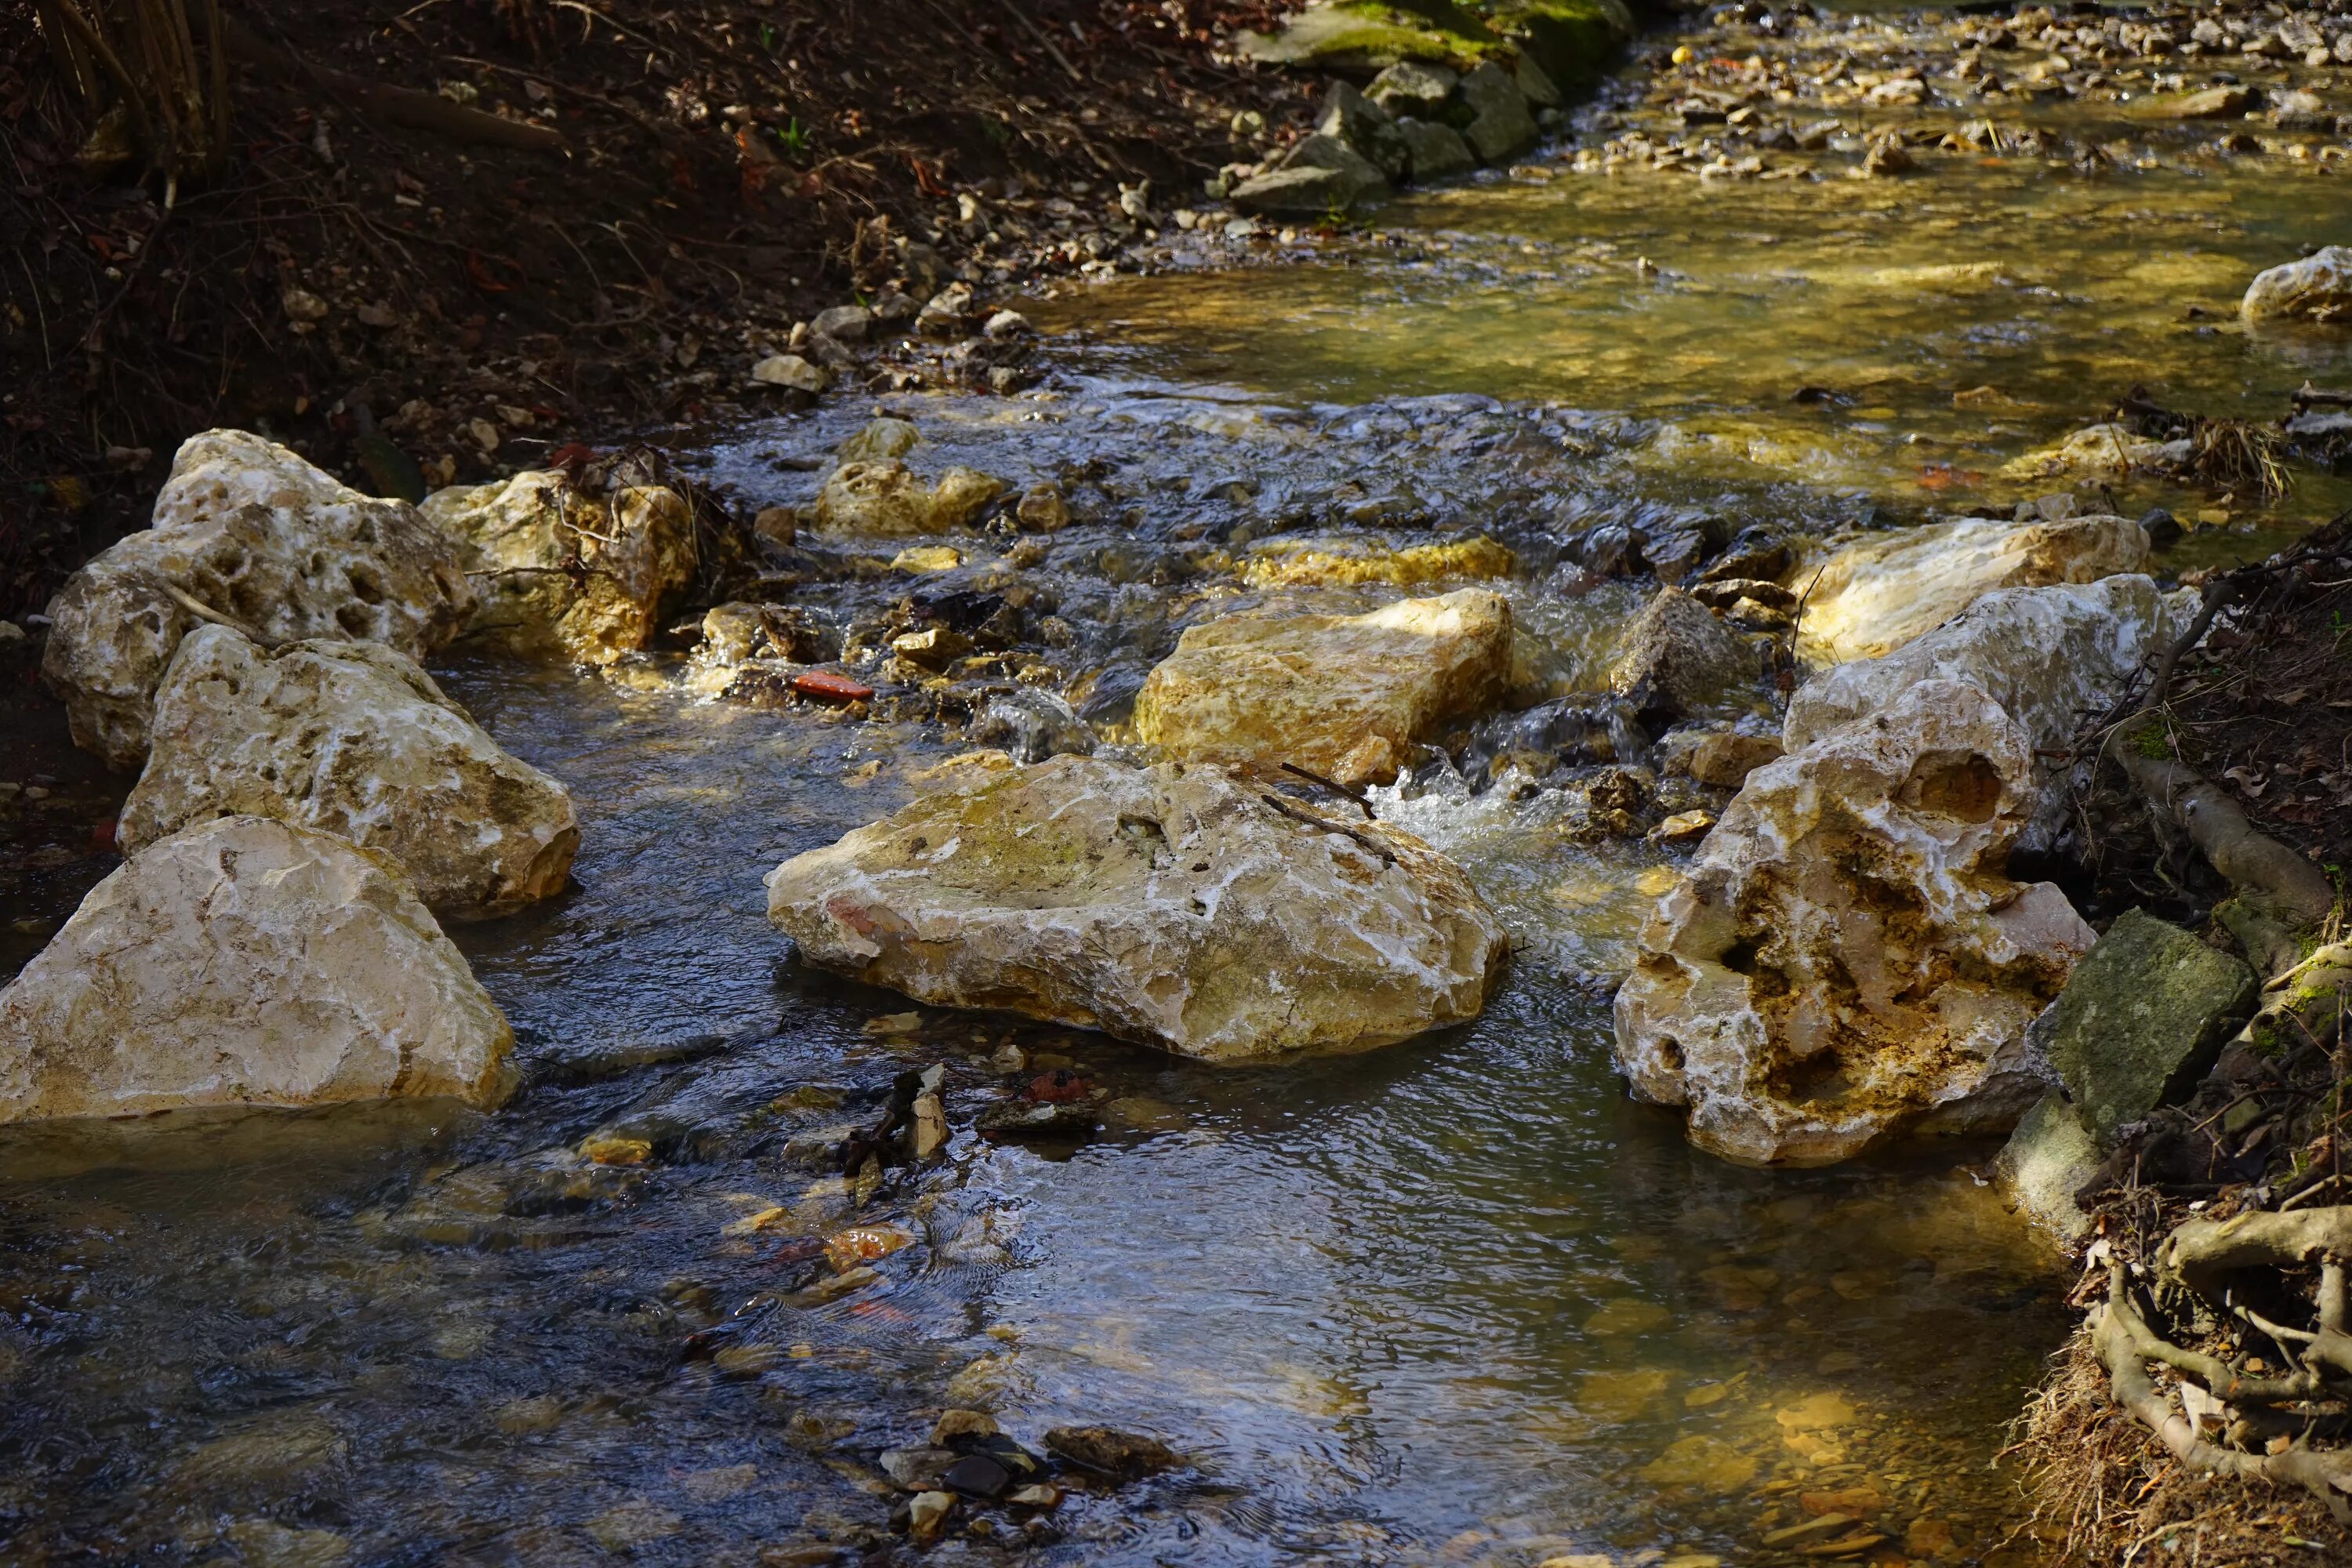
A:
16;3;2352;1561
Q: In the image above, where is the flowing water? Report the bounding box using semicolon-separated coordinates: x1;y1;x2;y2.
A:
9;5;2352;1564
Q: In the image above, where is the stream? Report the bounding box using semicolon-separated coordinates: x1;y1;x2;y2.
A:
8;3;2352;1564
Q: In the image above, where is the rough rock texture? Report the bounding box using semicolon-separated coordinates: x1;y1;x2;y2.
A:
1994;1091;2100;1243
1367;60;1457;118
1236;133;1391;213
1786;576;2191;756
42;430;475;768
0;816;516;1123
811;461;1006;535
1613;681;2096;1166
1686;731;1784;789
419;470;694;666
1317;81;1410;181
1797;514;2151;664
2027;909;2257;1145
1132;589;1513;789
1239;534;1513;589
2000;423;2190;481
2242;245;2352;325
118;626;579;920
1457;60;1538;162
1396;116;1479;179
1610;586;1755;717
766;757;1509;1062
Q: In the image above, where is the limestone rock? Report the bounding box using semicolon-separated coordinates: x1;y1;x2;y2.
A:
765;757;1508;1062
419;470;695;666
1787;576;2192;756
2000;423;2189;481
1250;134;1392;213
1133;589;1513;788
118;626;579;920
839;417;920;463
811;461;1006;535
1230;165;1375;216
1613;680;2095;1166
2242;246;2352;325
1797;514;2150;664
1240;533;1514;589
1396;117;1479;180
1610;587;1755;718
1318;82;1411;182
1994;1091;2100;1243
2027;909;2256;1145
1457;61;1537;163
42;429;475;768
2158;84;2255;118
750;354;828;394
1685;731;1784;789
0;815;515;1123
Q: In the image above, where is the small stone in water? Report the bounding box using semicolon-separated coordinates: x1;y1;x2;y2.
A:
1638;1434;1759;1493
790;671;875;705
931;1408;1000;1446
907;1490;956;1541
863;1011;924;1035
1582;1298;1671;1336
944;1453;1011;1498
1044;1425;1180;1478
825;1224;915;1271
580;1134;653;1166
1007;1483;1062;1508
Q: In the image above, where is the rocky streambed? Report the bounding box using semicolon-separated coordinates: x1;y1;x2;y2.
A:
6;2;2352;1565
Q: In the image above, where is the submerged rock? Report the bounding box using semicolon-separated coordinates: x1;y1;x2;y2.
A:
419;470;695;666
1238;533;1515;589
1994;1091;2099;1243
0;815;514;1123
2241;245;2352;325
1797;514;2150;664
812;461;1006;535
1613;681;2094;1166
1133;589;1513;788
42;429;475;768
765;756;1509;1062
2028;909;2256;1145
118;626;579;920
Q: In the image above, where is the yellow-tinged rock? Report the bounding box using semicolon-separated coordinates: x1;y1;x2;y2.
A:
0;815;515;1123
765;754;1508;1062
825;1224;916;1270
1583;1298;1672;1336
1638;1435;1759;1493
118;626;579;920
814;461;1004;535
1777;1391;1859;1430
1579;1367;1671;1420
1238;533;1515;589
580;1134;653;1166
1797;514;2149;663
1133;589;1513;787
420;470;695;666
891;544;967;573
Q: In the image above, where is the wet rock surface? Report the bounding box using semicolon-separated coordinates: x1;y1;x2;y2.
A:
0;815;514;1123
118;626;579;920
1615;680;2095;1165
419;469;695;666
766;755;1509;1062
42;430;475;768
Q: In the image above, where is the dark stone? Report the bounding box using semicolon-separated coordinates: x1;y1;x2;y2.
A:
975;1100;1098;1141
942;1454;1011;1499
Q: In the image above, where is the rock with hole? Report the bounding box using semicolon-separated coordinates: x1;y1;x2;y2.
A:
41;429;475;768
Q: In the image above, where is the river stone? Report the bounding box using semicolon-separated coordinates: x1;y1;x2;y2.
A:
764;756;1509;1063
1240;533;1514;589
2028;909;2256;1145
812;461;1006;534
1396;116;1479;180
1613;680;2095;1166
42;429;475;769
419;470;695;666
0;815;515;1123
1457;61;1537;162
2242;246;2352;325
1797;514;2150;664
839;417;920;463
1994;1091;2099;1243
1610;586;1755;718
1261;133;1392;210
2159;84;2256;118
1367;60;1458;118
1132;589;1513;788
1318;82;1410;182
118;626;579;920
2000;422;2190;481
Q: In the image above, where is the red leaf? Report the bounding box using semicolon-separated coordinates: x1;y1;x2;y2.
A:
791;671;875;705
465;250;517;293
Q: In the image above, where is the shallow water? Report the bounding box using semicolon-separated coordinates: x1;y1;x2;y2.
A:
15;4;2352;1562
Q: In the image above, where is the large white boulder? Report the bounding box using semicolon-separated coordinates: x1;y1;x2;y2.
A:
118;626;579;920
419;470;695;666
765;756;1510;1062
1133;589;1513;788
1613;681;2094;1166
0;816;516;1123
1796;514;2149;664
2242;246;2352;325
41;430;475;768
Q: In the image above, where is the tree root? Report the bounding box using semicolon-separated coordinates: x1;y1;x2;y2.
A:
2092;1253;2352;1522
2114;748;2338;928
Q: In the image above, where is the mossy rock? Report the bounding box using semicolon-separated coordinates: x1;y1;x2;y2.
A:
1241;0;1632;86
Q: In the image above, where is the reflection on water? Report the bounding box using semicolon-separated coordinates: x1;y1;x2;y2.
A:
0;652;2066;1564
